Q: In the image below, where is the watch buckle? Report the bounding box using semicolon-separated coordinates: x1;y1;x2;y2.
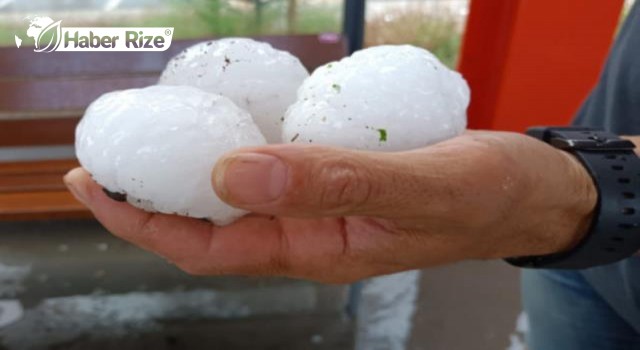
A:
550;137;636;151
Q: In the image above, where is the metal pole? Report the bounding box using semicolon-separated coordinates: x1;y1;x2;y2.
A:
343;0;366;54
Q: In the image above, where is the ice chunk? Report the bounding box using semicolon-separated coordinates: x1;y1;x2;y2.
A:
283;45;470;151
159;38;309;143
75;85;266;225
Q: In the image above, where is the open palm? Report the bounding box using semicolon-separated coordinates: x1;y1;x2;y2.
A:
64;131;595;283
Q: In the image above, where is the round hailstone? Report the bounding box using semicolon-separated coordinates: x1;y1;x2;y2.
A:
283;45;470;151
159;38;309;143
75;85;266;225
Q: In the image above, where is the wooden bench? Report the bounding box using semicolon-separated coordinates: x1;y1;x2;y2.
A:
0;34;347;220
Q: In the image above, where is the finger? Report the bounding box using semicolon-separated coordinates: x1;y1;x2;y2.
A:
63;167;217;267
212;143;473;219
63;168;363;280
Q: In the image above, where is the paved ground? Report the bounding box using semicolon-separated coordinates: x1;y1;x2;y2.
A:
410;261;522;350
0;220;521;349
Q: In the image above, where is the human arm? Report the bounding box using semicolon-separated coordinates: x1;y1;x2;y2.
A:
64;130;599;283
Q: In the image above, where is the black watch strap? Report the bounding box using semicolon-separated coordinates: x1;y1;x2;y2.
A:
506;127;640;269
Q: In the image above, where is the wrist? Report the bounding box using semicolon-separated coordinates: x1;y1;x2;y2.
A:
507;128;640;269
551;150;598;253
556;135;639;254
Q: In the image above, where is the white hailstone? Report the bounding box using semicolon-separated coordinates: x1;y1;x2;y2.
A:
75;85;266;225
283;45;470;151
159;38;309;143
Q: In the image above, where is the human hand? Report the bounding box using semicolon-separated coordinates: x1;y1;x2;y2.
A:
64;130;597;283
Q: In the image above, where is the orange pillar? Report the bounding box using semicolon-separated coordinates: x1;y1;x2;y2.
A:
458;0;624;131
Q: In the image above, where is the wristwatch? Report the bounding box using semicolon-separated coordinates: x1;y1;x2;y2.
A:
505;126;640;269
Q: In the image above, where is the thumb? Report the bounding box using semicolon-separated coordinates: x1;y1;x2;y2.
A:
211;144;445;218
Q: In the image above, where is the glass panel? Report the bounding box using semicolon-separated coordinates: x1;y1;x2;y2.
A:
624;0;637;11
622;0;637;22
0;0;344;47
365;0;470;68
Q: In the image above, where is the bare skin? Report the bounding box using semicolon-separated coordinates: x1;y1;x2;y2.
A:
64;132;638;284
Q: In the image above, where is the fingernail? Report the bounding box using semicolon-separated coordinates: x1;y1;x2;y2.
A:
216;153;288;205
63;170;89;206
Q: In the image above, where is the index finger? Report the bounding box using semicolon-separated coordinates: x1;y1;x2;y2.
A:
63;168;353;279
64;168;286;273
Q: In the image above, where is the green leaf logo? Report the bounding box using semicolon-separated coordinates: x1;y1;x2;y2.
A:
34;20;62;53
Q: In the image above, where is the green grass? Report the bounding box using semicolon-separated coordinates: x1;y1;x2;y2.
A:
2;22;57;49
173;0;341;36
111;0;340;40
0;0;459;68
0;1;341;46
0;24;17;46
112;11;218;40
289;4;341;34
364;5;464;68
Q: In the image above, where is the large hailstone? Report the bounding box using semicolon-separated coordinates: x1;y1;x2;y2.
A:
75;85;266;225
159;38;309;143
283;45;470;151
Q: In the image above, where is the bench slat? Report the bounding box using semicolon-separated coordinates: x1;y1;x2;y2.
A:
0;118;81;146
0;76;157;112
0;159;79;175
0;191;92;220
0;159;80;176
0;173;67;193
0;159;78;194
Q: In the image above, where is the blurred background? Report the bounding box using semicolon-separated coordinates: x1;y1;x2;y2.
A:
0;1;636;349
1;0;638;65
0;0;469;67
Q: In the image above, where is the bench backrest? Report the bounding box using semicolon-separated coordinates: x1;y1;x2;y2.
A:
0;34;347;148
0;35;346;220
